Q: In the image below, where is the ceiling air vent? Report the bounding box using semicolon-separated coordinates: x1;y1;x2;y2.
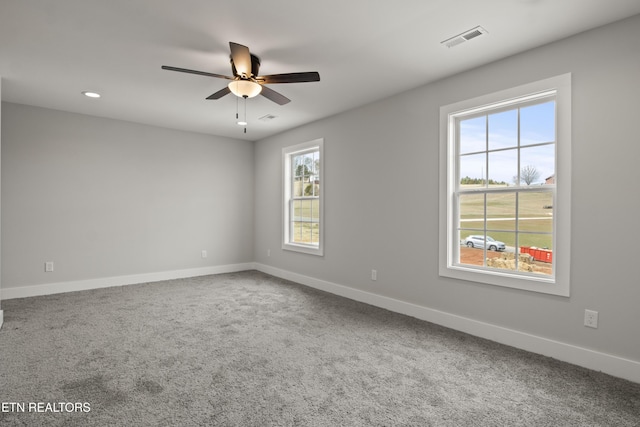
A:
259;114;277;122
441;26;488;48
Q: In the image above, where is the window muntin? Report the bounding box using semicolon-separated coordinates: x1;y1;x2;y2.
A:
440;74;571;296
457;97;555;277
283;139;324;256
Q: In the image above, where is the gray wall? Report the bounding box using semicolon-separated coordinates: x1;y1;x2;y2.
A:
2;103;254;288
254;15;640;362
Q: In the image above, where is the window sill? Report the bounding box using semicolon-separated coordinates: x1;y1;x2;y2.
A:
282;242;324;257
439;263;569;297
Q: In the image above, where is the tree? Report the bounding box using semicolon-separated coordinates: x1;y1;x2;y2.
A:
295;163;311;179
460;176;507;186
516;165;540;185
294;155;318;183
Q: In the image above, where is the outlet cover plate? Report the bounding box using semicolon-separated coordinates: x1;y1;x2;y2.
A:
584;309;598;328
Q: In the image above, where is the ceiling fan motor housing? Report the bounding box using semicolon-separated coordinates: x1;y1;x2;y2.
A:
231;54;261;79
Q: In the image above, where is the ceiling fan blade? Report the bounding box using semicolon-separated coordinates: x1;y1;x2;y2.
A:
258;72;320;84
260;85;291;105
161;65;234;80
206;86;231;100
229;42;252;78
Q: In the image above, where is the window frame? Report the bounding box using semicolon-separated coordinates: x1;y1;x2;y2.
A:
439;74;571;296
282;138;324;256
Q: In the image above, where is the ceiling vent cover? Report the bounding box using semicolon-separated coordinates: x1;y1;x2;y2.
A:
259;114;277;122
441;26;488;48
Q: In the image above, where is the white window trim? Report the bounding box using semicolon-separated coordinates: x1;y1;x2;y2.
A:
439;74;571;296
282;138;324;256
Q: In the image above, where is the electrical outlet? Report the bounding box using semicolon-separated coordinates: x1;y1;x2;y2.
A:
371;270;377;281
584;309;598;329
201;250;207;258
267;249;271;257
45;262;54;272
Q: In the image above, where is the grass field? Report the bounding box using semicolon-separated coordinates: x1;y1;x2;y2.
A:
459;189;553;249
291;198;320;244
292;222;319;244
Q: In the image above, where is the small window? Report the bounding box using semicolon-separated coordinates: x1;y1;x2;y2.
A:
439;75;571;296
283;139;324;256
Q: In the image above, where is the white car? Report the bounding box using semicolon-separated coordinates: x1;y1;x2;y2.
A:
463;235;506;251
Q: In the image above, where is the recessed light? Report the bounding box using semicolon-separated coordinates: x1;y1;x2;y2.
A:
82;91;101;98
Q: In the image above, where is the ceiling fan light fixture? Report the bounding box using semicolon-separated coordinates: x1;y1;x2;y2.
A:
228;80;262;98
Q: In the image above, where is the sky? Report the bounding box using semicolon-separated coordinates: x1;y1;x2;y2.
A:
458;100;555;185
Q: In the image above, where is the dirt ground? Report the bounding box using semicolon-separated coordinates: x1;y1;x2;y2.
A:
460;247;552;275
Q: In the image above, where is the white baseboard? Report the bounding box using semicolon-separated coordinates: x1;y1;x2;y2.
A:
0;263;256;300
255;263;640;384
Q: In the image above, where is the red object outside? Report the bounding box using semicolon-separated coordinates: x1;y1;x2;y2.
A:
520;246;553;263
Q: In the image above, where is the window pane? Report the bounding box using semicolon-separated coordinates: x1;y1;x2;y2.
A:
291;221;303;243
303;152;314;180
487;192;515;226
311;151;319;175
517;238;553;276
520;144;555;186
459;229;486;267
305;220;313;243
311;223;320;244
292;200;303;221
518;192;553;233
293;155;304;177
303;182;313;196
459;116;486;154
459;153;486;187
520;101;555;145
488;149;517;186
488;109;518;150
308;199;315;221
293;176;303;197
484;231;515;272
459;193;484;223
311;199;320;222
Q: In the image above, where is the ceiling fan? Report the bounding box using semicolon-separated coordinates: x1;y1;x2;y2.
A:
162;42;320;105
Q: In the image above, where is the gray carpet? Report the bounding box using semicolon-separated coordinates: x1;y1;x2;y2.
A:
1;271;638;426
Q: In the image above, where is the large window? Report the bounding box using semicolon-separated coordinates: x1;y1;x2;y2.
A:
283;139;324;256
439;75;571;296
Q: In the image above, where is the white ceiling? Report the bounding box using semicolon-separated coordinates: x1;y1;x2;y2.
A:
2;1;640;141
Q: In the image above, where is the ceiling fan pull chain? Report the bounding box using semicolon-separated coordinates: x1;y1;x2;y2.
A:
244;96;248;133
